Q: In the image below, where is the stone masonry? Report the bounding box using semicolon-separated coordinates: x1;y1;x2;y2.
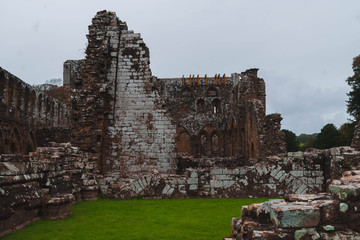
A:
0;67;71;155
225;168;360;240
68;11;286;197
0;143;98;237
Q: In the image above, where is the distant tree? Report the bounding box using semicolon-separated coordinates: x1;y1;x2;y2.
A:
297;133;313;144
282;129;299;152
338;122;356;146
313;123;341;149
346;55;360;118
300;135;314;151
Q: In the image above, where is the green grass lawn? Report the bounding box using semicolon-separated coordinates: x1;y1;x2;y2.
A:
3;198;268;240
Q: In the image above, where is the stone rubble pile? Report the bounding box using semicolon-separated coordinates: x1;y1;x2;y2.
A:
225;169;360;240
0;143;98;237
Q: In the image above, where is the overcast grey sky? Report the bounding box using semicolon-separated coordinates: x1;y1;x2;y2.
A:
1;0;360;134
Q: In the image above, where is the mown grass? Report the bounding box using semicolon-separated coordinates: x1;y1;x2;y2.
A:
3;198;268;240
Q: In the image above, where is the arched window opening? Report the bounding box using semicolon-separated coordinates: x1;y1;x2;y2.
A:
211;134;219;156
212;98;221;114
177;131;192;154
200;133;207;156
197;99;206;113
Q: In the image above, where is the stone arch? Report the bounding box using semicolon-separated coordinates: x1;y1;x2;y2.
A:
206;86;218;97
199;130;208;156
176;128;192;155
210;132;219;156
196;98;206;113
9;127;22;154
198;125;221;157
0;128;5;154
211;98;221;114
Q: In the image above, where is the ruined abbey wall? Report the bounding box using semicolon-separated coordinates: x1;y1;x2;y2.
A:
69;11;286;190
1;10;359;237
71;11;177;188
0;67;71;154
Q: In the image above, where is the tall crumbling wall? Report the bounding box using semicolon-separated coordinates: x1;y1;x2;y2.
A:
71;11;177;185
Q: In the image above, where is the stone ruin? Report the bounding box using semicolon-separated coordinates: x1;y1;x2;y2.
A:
0;10;359;238
225;168;360;240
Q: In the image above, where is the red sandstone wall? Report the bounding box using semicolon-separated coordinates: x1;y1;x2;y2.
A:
0;67;71;154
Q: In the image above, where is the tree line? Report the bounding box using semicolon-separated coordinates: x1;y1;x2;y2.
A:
282;54;360;152
282;122;356;152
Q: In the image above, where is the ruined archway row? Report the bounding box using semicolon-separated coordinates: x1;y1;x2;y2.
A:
176;124;246;158
0;124;36;154
0;67;71;154
0;67;71;128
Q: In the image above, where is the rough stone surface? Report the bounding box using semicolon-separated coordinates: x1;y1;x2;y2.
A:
69;11;287;194
0;143;98;237
225;170;360;239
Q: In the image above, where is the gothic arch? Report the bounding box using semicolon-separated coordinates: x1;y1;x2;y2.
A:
210;132;219;156
196;98;206;113
176;128;192;155
198;130;208;156
9;127;22;154
211;98;221;114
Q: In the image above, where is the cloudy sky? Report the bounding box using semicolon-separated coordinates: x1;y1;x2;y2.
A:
1;0;360;134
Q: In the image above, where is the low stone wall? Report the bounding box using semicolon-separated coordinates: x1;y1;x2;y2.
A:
100;147;358;199
0;143;98;237
225;169;360;240
1;145;358;236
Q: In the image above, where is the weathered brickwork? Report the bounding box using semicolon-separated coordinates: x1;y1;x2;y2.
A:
157;69;277;161
225;168;360;240
63;60;84;89
71;11;177;185
99;147;357;199
69;11;286;195
0;143;98;237
0;67;71;154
